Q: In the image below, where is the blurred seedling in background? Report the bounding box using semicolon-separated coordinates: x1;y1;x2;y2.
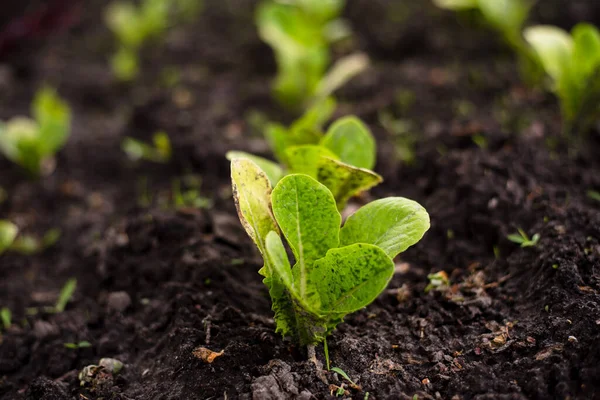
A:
588;190;600;203
425;271;450;293
25;278;77;316
64;341;92;350
229;99;382;210
230;158;429;349
105;0;204;81
507;228;540;247
434;0;542;85
1;307;11;331
0;221;60;255
0;88;71;177
122;131;172;163
525;23;600;139
256;0;368;110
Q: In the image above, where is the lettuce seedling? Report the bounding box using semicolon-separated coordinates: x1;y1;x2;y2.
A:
122;132;172;163
105;0;203;81
0;88;71;177
256;0;368;109
0;221;18;256
231;158;429;345
228;107;382;209
434;0;540;84
524;23;600;137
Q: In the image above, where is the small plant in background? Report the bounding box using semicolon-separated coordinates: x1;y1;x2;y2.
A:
122;131;172;163
229;102;381;209
424;270;450;293
230;158;429;346
0;88;71;177
0;221;18;255
434;0;541;84
105;0;203;81
256;0;368;109
507;228;540;247
524;23;600;138
0;307;11;330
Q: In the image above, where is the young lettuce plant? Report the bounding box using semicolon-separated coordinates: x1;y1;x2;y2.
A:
256;0;368;110
524;23;600;137
0;88;71;177
231;158;429;346
228;105;382;209
434;0;540;84
105;0;203;81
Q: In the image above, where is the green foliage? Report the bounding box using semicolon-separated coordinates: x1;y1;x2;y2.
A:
64;341;92;349
0;88;71;177
524;23;600;136
256;0;367;109
424;271;450;293
507;228;540;247
105;0;203;81
9;228;61;255
230;159;429;344
55;278;77;313
0;307;11;330
228;105;381;209
122;132;172;163
0;221;18;255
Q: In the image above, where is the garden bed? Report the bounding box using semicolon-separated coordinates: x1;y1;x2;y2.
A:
1;1;599;399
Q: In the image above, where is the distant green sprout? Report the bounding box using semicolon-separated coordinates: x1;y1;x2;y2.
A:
64;341;92;349
256;0;368;109
0;307;11;330
230;158;430;345
122;132;172;163
171;178;212;209
434;0;540;84
425;271;450;293
588;190;600;202
524;23;600;137
55;278;77;313
0;221;18;255
507;228;540;247
228;103;381;210
0;88;71;177
105;0;203;81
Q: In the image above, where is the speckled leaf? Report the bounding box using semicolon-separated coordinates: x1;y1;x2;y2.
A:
271;174;341;299
285;145;338;178
316;157;382;209
0;220;18;255
321;116;376;170
226;151;284;185
265;230;294;292
339;197;430;259
230;159;295;337
304;243;394;314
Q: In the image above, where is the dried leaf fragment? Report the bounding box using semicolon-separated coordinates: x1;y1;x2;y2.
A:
193;346;224;363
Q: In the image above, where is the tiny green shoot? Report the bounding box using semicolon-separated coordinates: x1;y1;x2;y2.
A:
0;87;71;177
507;228;540;247
0;221;19;255
425;271;450;293
524;23;600;137
55;278;77;313
331;367;356;386
230;158;430;344
9;228;61;255
587;190;600;202
122;132;172;163
256;0;368;109
0;307;11;330
64;341;92;349
171;178;213;209
228;109;382;210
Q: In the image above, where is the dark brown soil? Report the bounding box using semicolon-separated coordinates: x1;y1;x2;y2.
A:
1;1;600;399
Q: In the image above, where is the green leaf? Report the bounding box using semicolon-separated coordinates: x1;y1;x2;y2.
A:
0;307;11;330
226;151;284;185
285;145;338;177
315;53;369;101
0;220;18;255
265;230;294;293
321;116;376;170
524;25;573;82
572;23;600;78
32;87;71;156
339;197;430;259
230;158;279;254
478;0;531;34
316;157;382;209
304;243;394;314
230;158;295;336
55;278;77;313
271;174;341;299
433;0;477;10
